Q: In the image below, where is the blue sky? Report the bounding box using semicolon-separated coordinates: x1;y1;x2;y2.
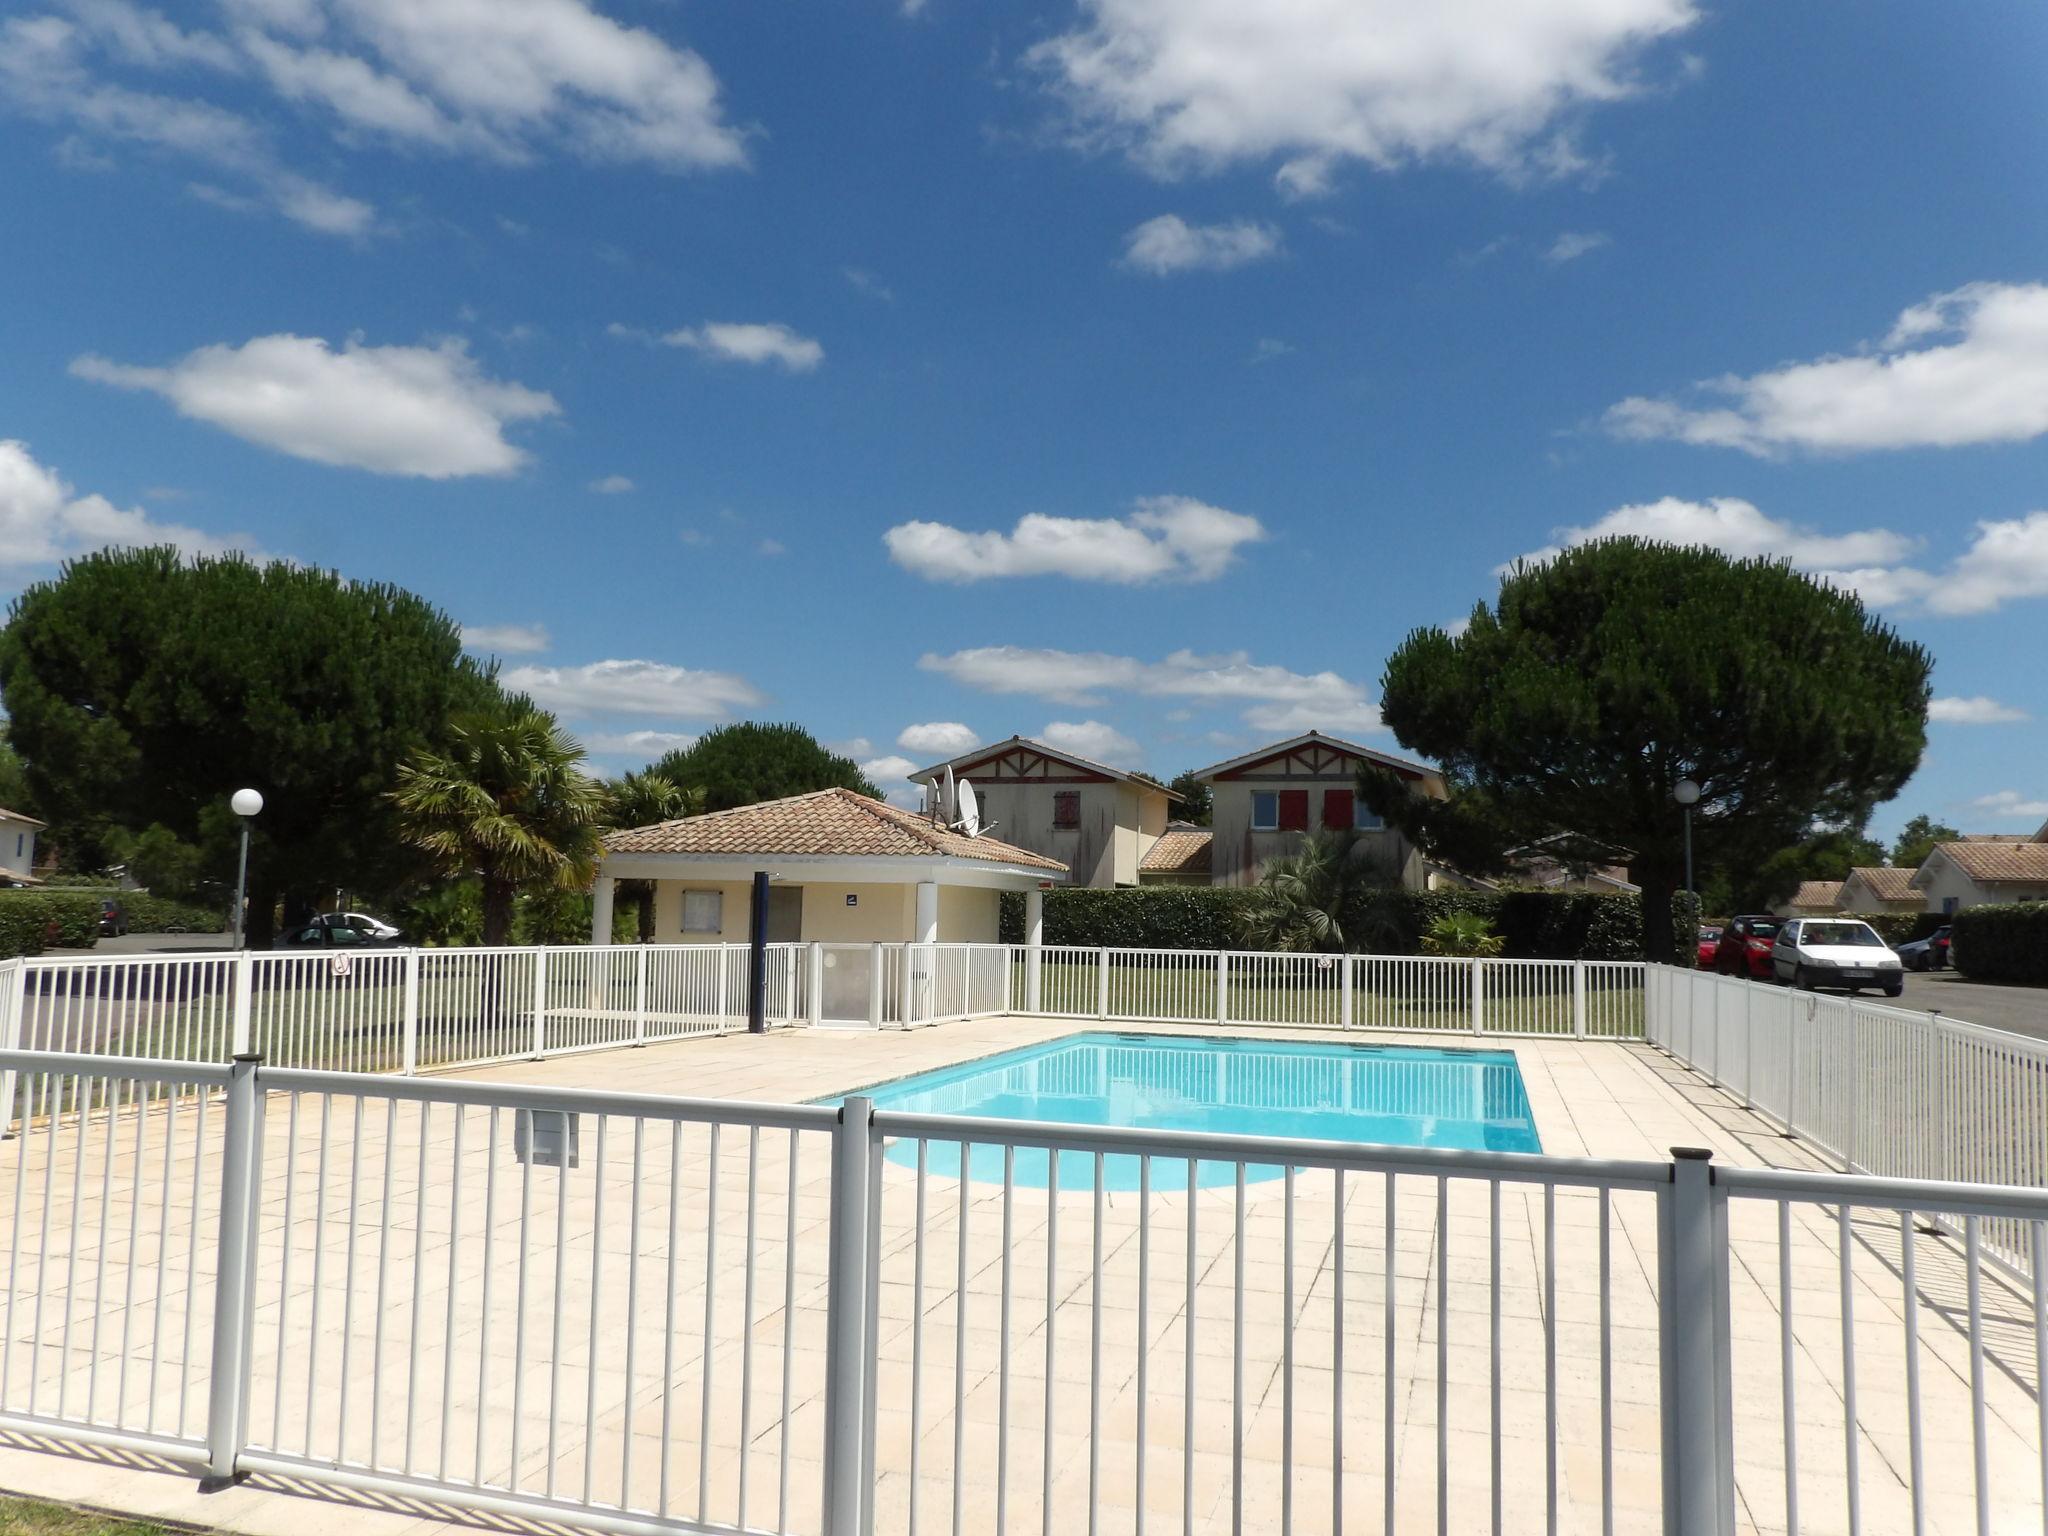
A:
4;0;2047;842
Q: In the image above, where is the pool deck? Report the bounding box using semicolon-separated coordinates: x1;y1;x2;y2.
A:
0;1017;2039;1536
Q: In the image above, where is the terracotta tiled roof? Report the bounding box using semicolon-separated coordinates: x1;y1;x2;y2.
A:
1922;841;2048;884
1139;826;1213;875
1787;880;1843;910
604;787;1068;872
1846;866;1919;903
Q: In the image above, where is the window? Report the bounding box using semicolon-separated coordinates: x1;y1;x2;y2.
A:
1942;896;1959;916
1278;789;1310;832
1251;792;1279;831
682;889;724;934
1322;790;1354;830
1052;791;1080;830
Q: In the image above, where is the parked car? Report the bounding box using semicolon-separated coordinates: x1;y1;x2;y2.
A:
1711;915;1779;979
1695;925;1723;968
275;920;396;949
97;898;127;937
1896;926;1952;971
1770;918;1905;997
314;910;402;941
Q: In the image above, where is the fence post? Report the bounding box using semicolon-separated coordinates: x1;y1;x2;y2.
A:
401;947;420;1075
634;946;649;1045
1096;947;1110;1021
0;960;26;1135
1658;1148;1734;1536
531;948;548;1058
808;943;824;1029
1470;960;1485;1035
230;949;254;1057
867;946;884;1030
1340;956;1354;1031
1025;943;1043;1016
1573;962;1588;1039
821;1095;876;1536
204;1053;265;1485
1216;952;1229;1026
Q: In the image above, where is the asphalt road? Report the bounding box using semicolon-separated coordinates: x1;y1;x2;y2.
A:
47;931;234;957
1891;967;2048;1041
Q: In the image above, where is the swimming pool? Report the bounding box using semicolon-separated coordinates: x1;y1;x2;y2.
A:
842;1031;1540;1189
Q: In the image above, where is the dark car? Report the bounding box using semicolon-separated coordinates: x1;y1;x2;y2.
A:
97;898;128;937
1711;914;1780;980
1695;925;1723;968
1897;926;1952;971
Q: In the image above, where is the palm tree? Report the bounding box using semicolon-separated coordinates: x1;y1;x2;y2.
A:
602;769;697;942
392;703;606;946
1419;910;1506;958
1240;830;1407;953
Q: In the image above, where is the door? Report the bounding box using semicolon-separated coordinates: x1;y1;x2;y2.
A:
766;884;804;943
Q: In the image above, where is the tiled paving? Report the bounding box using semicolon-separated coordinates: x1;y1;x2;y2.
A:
0;1018;2039;1536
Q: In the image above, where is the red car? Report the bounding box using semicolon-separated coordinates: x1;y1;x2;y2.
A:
1712;915;1780;979
1695;925;1722;968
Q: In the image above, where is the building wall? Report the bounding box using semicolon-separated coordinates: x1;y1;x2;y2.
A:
1914;858;2048;914
799;882;918;942
0;819;34;881
937;884;1001;942
646;877;997;943
651;880;756;943
1837;882;1925;917
1208;778;1423;889
952;777;1167;888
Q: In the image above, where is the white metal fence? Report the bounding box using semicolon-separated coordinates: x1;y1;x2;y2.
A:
0;1046;2041;1536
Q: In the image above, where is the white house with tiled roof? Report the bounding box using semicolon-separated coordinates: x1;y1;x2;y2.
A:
595;786;1067;947
1192;731;1448;889
0;807;42;886
908;737;1179;888
1836;865;1923;915
1909;839;2048;914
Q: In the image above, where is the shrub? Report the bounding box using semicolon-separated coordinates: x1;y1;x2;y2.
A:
1001;886;1643;959
0;892;102;957
1950;903;2048;984
1420;912;1505;957
123;893;227;934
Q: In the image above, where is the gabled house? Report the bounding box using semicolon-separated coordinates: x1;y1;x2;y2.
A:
908;737;1179;889
1137;823;1213;886
1501;833;1638;894
0;807;42;887
1779;880;1845;917
1190;731;1447;890
1909;840;2048;914
1836;866;1923;916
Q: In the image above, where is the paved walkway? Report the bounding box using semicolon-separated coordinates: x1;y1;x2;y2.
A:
0;1020;2038;1536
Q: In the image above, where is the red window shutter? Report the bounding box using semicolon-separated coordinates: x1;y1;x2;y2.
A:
1278;790;1310;831
1323;789;1354;830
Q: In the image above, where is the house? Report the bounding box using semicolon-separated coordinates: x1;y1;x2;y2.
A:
1136;823;1213;886
1836;866;1923;916
593;786;1067;946
1501;833;1639;894
908;737;1179;888
1191;731;1448;889
1909;840;2048;915
0;808;42;886
1779;880;1845;917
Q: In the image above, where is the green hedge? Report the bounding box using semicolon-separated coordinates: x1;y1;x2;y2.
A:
1950;903;2048;984
1000;886;1644;960
0;892;102;957
123;893;226;934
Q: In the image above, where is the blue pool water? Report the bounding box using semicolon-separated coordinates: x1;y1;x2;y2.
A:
838;1032;1540;1189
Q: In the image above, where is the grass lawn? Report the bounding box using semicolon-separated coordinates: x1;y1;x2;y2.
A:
0;1498;205;1535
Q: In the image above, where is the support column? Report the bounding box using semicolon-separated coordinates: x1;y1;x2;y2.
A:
914;881;939;944
590;874;616;946
1024;887;1044;1015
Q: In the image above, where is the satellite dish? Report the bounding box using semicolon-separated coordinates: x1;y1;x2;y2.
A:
943;765;958;824
958;778;981;838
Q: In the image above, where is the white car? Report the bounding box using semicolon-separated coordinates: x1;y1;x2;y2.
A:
315;910;402;941
1770;917;1905;997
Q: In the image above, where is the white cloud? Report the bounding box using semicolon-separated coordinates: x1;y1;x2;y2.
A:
501;658;763;719
1606;283;2048;455
1120;215;1280;276
1274;155;1336;201
0;438;267;569
0;13;374;235
1544;230;1609;263
1040;720;1142;768
1928;696;2027;725
1031;0;1696;180
583;729;697;757
830;738;875;760
859;754;919;786
1969;790;2048;821
1505;496;1917;573
72;333;558;477
756;537;786;557
661;322;823;372
897;721;981;757
919;645;1380;739
588;474;634;494
460;622;550;655
886;496;1265;585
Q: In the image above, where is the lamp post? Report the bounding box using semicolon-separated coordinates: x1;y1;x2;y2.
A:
1673;778;1701;896
230;788;263;950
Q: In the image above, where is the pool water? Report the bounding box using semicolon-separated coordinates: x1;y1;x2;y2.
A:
841;1031;1540;1189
